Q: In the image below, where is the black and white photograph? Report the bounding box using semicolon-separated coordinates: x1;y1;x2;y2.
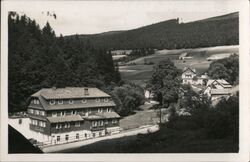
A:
1;0;249;161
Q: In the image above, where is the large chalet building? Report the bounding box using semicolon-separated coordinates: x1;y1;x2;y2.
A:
27;87;121;144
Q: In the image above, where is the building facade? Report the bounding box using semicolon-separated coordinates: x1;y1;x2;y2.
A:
182;67;208;85
204;79;232;104
27;87;121;144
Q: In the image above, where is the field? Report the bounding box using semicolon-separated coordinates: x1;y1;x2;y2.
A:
119;45;239;85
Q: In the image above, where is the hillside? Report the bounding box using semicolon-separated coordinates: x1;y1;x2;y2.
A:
67;12;239;50
8;125;43;153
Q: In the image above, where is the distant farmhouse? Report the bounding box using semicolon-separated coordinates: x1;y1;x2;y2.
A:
27;87;121;144
111;50;132;55
204;79;233;104
179;52;193;60
181;67;208;85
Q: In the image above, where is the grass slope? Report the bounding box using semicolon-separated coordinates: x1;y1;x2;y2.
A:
56;127;238;153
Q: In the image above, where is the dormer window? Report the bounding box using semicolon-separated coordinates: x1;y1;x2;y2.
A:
95;98;100;102
69;100;74;104
104;98;109;102
58;100;63;104
98;108;103;113
82;99;87;103
50;100;55;105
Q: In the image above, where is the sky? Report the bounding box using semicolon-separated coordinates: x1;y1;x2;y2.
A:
6;0;241;36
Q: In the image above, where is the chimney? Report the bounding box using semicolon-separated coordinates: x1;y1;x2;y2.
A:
84;88;89;96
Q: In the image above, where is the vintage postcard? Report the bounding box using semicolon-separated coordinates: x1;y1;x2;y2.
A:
1;0;249;161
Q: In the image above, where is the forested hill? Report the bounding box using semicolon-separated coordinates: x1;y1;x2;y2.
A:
8;12;120;113
67;12;239;50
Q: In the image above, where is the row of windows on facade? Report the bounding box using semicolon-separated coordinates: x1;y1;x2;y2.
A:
55;122;80;129
47;98;110;106
51;108;112;117
30;119;46;127
184;75;193;78
55;119;118;129
92;119;118;127
55;132;103;142
28;107;112;117
28;109;45;116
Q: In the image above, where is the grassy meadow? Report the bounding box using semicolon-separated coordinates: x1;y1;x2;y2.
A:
119;45;239;85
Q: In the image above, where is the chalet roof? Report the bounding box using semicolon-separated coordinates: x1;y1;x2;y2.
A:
82;112;120;120
206;79;232;88
182;67;196;74
47;115;83;123
210;89;230;95
31;87;110;99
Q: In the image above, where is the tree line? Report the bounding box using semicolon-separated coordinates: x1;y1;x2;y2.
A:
8;12;120;113
70;12;239;50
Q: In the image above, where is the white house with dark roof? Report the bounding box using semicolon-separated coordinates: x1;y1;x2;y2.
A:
182;67;209;85
27;87;121;144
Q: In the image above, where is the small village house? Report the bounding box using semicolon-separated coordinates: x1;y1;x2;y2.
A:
204;79;233;104
27;87;121;145
181;67;208;85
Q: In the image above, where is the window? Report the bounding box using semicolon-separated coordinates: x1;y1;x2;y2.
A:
112;119;117;124
52;112;57;117
76;133;79;139
35;110;39;115
58;100;63;104
95;98;100;102
71;110;77;115
75;122;80;127
64;123;68;128
58;112;62;116
29;109;34;114
105;120;108;124
50;100;55;105
56;124;59;129
65;135;69;141
67;123;70;128
39;121;46;127
82;99;87;103
98;108;102;113
62;111;66;116
33;120;38;125
18;119;22;124
40;111;45;116
92;121;98;127
57;136;60;141
98;120;103;126
69;100;74;104
104;98;109;102
106;108;111;112
34;99;39;104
